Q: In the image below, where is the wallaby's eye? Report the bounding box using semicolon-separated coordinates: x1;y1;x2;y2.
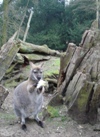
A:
32;70;37;73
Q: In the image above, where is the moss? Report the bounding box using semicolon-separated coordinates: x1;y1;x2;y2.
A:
77;92;89;111
0;112;16;121
4;80;18;88
6;63;17;74
23;57;60;78
77;82;94;111
47;106;60;118
43;58;60;77
44;69;59;77
61;116;71;122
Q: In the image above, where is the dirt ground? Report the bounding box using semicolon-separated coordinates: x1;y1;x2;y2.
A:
0;89;100;137
0;58;100;137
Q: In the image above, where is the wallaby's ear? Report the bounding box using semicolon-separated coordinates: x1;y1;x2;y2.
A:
38;62;44;68
29;62;36;68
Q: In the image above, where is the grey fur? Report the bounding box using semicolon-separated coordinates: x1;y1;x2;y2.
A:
13;62;44;129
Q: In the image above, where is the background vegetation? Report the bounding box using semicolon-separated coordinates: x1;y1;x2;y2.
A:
0;0;96;50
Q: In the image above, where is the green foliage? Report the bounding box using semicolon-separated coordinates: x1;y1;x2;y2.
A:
63;0;96;45
47;106;60;118
43;57;60;77
27;0;65;50
0;0;96;49
27;0;96;48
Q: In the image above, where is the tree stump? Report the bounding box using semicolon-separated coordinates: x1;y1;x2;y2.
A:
49;29;100;124
0;32;20;107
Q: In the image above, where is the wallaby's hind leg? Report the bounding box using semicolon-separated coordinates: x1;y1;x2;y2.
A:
14;107;21;117
14;108;21;123
14;107;27;130
21;115;27;130
34;114;44;128
20;109;27;130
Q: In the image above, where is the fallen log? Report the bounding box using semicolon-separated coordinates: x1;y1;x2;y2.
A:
13;53;51;64
0;32;20;107
46;78;57;84
0;32;20;80
19;40;63;57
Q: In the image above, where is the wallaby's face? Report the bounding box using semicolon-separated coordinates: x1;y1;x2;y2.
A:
29;62;43;81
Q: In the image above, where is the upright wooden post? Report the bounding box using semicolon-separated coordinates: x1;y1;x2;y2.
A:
23;10;33;42
2;0;8;45
96;0;100;29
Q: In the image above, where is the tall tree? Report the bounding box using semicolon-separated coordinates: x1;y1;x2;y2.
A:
2;0;8;45
0;0;96;49
63;0;96;45
96;0;100;28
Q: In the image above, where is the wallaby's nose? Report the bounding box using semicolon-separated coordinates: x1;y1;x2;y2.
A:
37;76;41;80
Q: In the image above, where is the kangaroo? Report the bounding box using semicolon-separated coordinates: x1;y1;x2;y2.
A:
13;62;44;130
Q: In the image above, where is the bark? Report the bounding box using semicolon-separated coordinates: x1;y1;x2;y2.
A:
23;10;33;42
57;43;76;87
0;32;20;80
19;40;63;57
48;29;100;124
0;85;9;107
14;53;50;64
0;32;20;106
2;0;9;45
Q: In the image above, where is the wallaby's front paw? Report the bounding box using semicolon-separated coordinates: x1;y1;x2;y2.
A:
38;121;44;128
21;124;27;131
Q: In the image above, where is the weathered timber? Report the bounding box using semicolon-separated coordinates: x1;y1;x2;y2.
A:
13;53;50;64
0;32;20;80
58;43;86;96
65;29;100;123
57;43;76;87
48;29;100;124
0;85;9;107
19;40;62;57
0;32;21;106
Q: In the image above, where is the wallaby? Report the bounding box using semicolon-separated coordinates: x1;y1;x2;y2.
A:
13;62;44;130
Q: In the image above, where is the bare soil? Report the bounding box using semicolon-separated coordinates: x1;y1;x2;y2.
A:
0;58;100;137
0;89;100;137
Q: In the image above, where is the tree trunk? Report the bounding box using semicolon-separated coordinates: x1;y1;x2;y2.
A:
0;32;20;107
2;0;9;45
49;28;100;124
23;10;33;42
0;32;20;80
96;0;100;29
19;40;63;57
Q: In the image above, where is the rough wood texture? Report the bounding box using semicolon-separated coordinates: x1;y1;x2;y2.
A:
57;43;76;87
0;85;9;107
65;29;100;123
19;40;62;57
49;29;100;124
14;53;50;64
0;32;20;106
0;32;20;80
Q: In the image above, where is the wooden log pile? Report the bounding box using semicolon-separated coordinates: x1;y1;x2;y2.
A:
0;34;62;102
49;29;100;124
1;28;100;125
0;32;20;107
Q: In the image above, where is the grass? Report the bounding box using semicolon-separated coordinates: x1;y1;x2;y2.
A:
43;57;60;77
0;112;16;121
47;106;60;118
